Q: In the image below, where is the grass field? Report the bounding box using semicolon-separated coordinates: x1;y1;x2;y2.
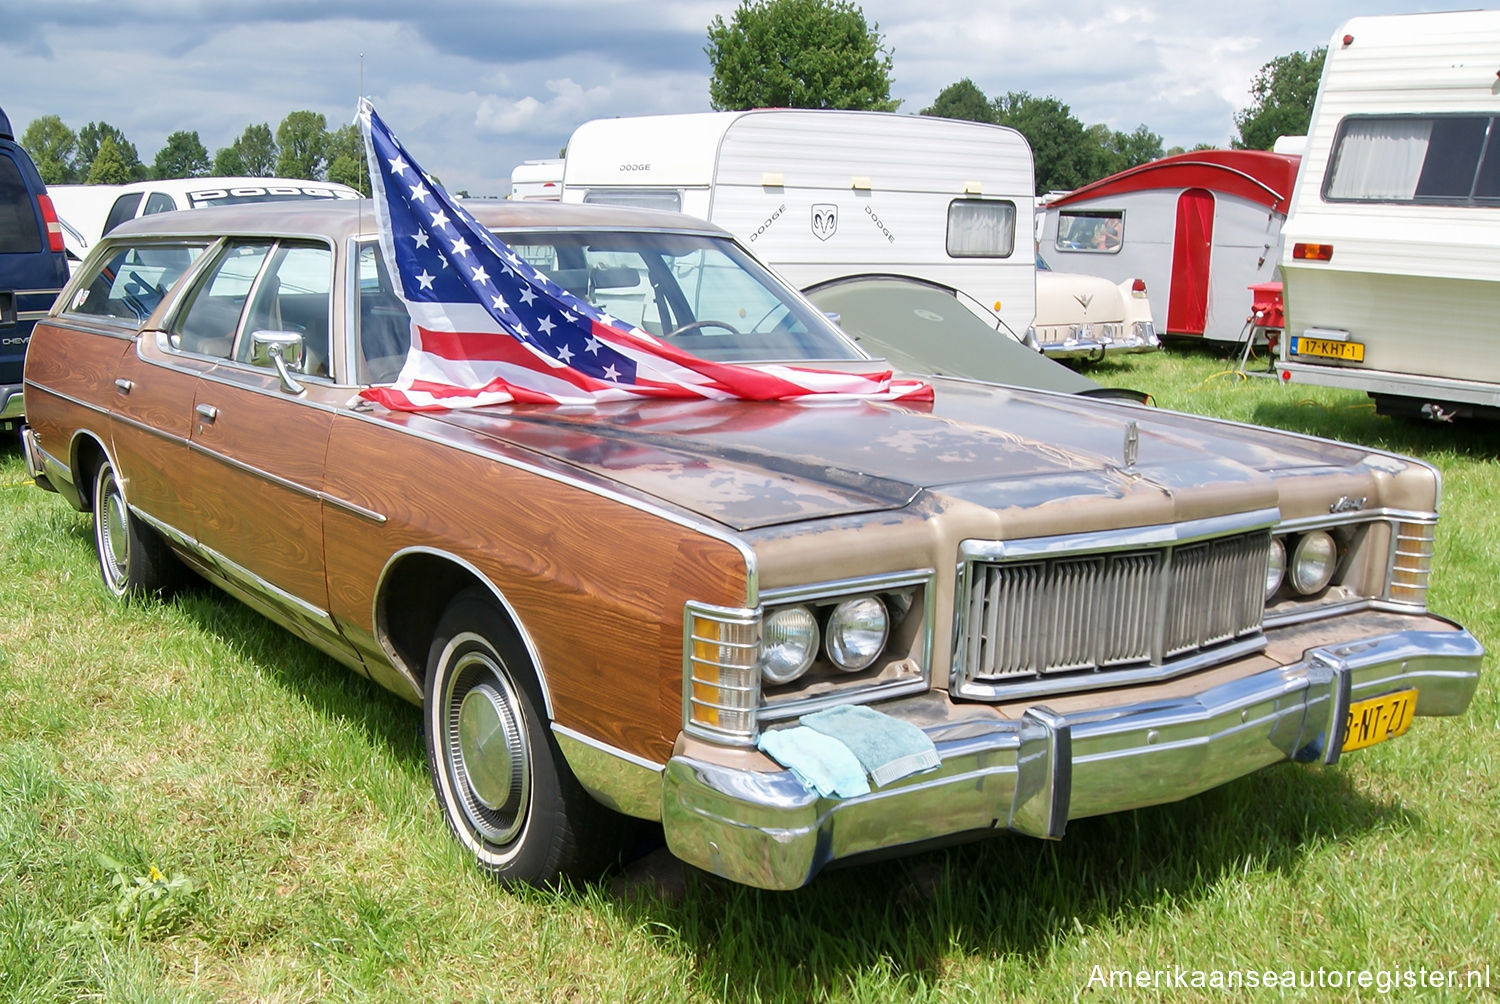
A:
1;347;1496;1002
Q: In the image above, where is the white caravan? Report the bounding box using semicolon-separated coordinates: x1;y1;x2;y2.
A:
508;159;564;201
1277;11;1500;420
560;110;1037;343
1038;149;1300;343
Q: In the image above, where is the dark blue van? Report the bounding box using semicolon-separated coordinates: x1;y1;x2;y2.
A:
0;104;69;426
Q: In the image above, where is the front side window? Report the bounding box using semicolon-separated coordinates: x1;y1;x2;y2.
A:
946;199;1017;258
169;241;272;357
1326;115;1499;204
65;241;210;323
236;242;334;377
143;192;177;215
1054;210;1124;253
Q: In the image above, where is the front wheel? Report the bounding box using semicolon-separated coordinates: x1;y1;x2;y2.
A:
92;460;182;598
423;589;623;886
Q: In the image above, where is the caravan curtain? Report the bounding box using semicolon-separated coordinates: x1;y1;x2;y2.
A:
1327;119;1433;200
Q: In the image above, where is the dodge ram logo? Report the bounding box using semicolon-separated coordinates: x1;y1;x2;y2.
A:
811;204;838;241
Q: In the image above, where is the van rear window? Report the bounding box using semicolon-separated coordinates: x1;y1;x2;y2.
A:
1325;115;1500;205
0;153;42;254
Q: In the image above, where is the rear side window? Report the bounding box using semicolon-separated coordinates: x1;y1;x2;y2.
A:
946;199;1017;258
0;152;42;254
66;241;210;323
102;193;143;235
1326;115;1500;205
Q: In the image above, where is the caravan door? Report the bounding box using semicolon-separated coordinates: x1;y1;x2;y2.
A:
1167;188;1214;336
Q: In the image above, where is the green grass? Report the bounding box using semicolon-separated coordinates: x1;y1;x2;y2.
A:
1;347;1496;1002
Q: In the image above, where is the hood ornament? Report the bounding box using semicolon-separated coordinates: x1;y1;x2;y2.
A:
1123;420;1139;471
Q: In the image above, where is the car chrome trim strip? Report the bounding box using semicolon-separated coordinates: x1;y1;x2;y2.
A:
552;724;664;821
371;546;556;718
133;508;338;630
960;509;1281;562
22;380;111;418
188;441;322;501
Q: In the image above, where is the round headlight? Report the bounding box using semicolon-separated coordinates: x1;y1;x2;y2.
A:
824;596;889;672
1290;531;1337;595
761;606;819;685
1265;536;1287;598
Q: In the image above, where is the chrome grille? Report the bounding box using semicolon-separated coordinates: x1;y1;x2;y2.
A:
959;530;1270;692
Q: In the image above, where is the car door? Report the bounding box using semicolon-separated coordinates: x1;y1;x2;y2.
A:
174;238;340;645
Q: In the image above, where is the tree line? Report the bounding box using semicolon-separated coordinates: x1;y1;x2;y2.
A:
707;0;1326;192
19;0;1326;199
19;110;369;194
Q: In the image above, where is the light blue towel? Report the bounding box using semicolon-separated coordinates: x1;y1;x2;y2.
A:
757;725;871;798
801;705;941;787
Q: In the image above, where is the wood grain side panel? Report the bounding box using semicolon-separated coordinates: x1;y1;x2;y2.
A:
109;344;204;530
323;415;751;763
21;321;130;482
189;372;334;606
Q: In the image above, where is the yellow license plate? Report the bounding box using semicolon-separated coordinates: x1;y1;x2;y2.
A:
1292;335;1365;362
1342;688;1417;752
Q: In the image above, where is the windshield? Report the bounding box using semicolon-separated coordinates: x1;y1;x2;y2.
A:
496;229;865;363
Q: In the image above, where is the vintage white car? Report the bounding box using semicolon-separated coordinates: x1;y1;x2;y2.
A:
1030;253;1160;362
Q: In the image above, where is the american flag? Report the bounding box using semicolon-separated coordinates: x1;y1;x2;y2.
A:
356;100;931;410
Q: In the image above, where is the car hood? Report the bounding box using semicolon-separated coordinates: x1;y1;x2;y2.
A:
408;378;1385;531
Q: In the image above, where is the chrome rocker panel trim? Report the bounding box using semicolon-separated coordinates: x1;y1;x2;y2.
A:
661;619;1483;890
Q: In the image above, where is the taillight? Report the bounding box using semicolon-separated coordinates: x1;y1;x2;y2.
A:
1292;242;1333;261
1131;278;1147;294
36;193;65;253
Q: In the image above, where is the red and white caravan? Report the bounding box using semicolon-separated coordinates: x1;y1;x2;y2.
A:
1037;150;1300;343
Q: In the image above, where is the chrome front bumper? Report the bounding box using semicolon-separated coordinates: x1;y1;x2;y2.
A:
662;619;1483;890
0;383;22;421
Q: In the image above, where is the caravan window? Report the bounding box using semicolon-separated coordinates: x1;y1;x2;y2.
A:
1054;211;1124;253
1325;115;1500;205
946;199;1016;258
581;189;684;213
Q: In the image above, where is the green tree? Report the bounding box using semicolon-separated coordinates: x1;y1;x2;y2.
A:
227;123;277;177
323;123;369;194
152;130;210;179
20;115;77;184
86;135;135;184
1233;46;1326;150
921;78;995;123
992;92;1095;194
705;0;897;111
1091;122;1164;179
275;111;328;179
77;121;144;182
212;145;247;176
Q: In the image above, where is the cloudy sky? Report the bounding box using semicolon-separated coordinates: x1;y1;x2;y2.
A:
0;1;1462;196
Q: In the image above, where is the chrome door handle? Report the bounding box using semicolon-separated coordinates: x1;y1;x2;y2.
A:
194;403;219;423
113;378;134;394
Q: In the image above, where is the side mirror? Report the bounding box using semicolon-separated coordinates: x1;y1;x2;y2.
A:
250;329;306;395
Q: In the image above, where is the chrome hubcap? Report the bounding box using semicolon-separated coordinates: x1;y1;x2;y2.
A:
445;649;530;846
98;474;129;586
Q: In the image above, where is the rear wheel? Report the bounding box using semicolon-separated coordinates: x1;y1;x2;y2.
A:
423;589;622;886
91;460;182;598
